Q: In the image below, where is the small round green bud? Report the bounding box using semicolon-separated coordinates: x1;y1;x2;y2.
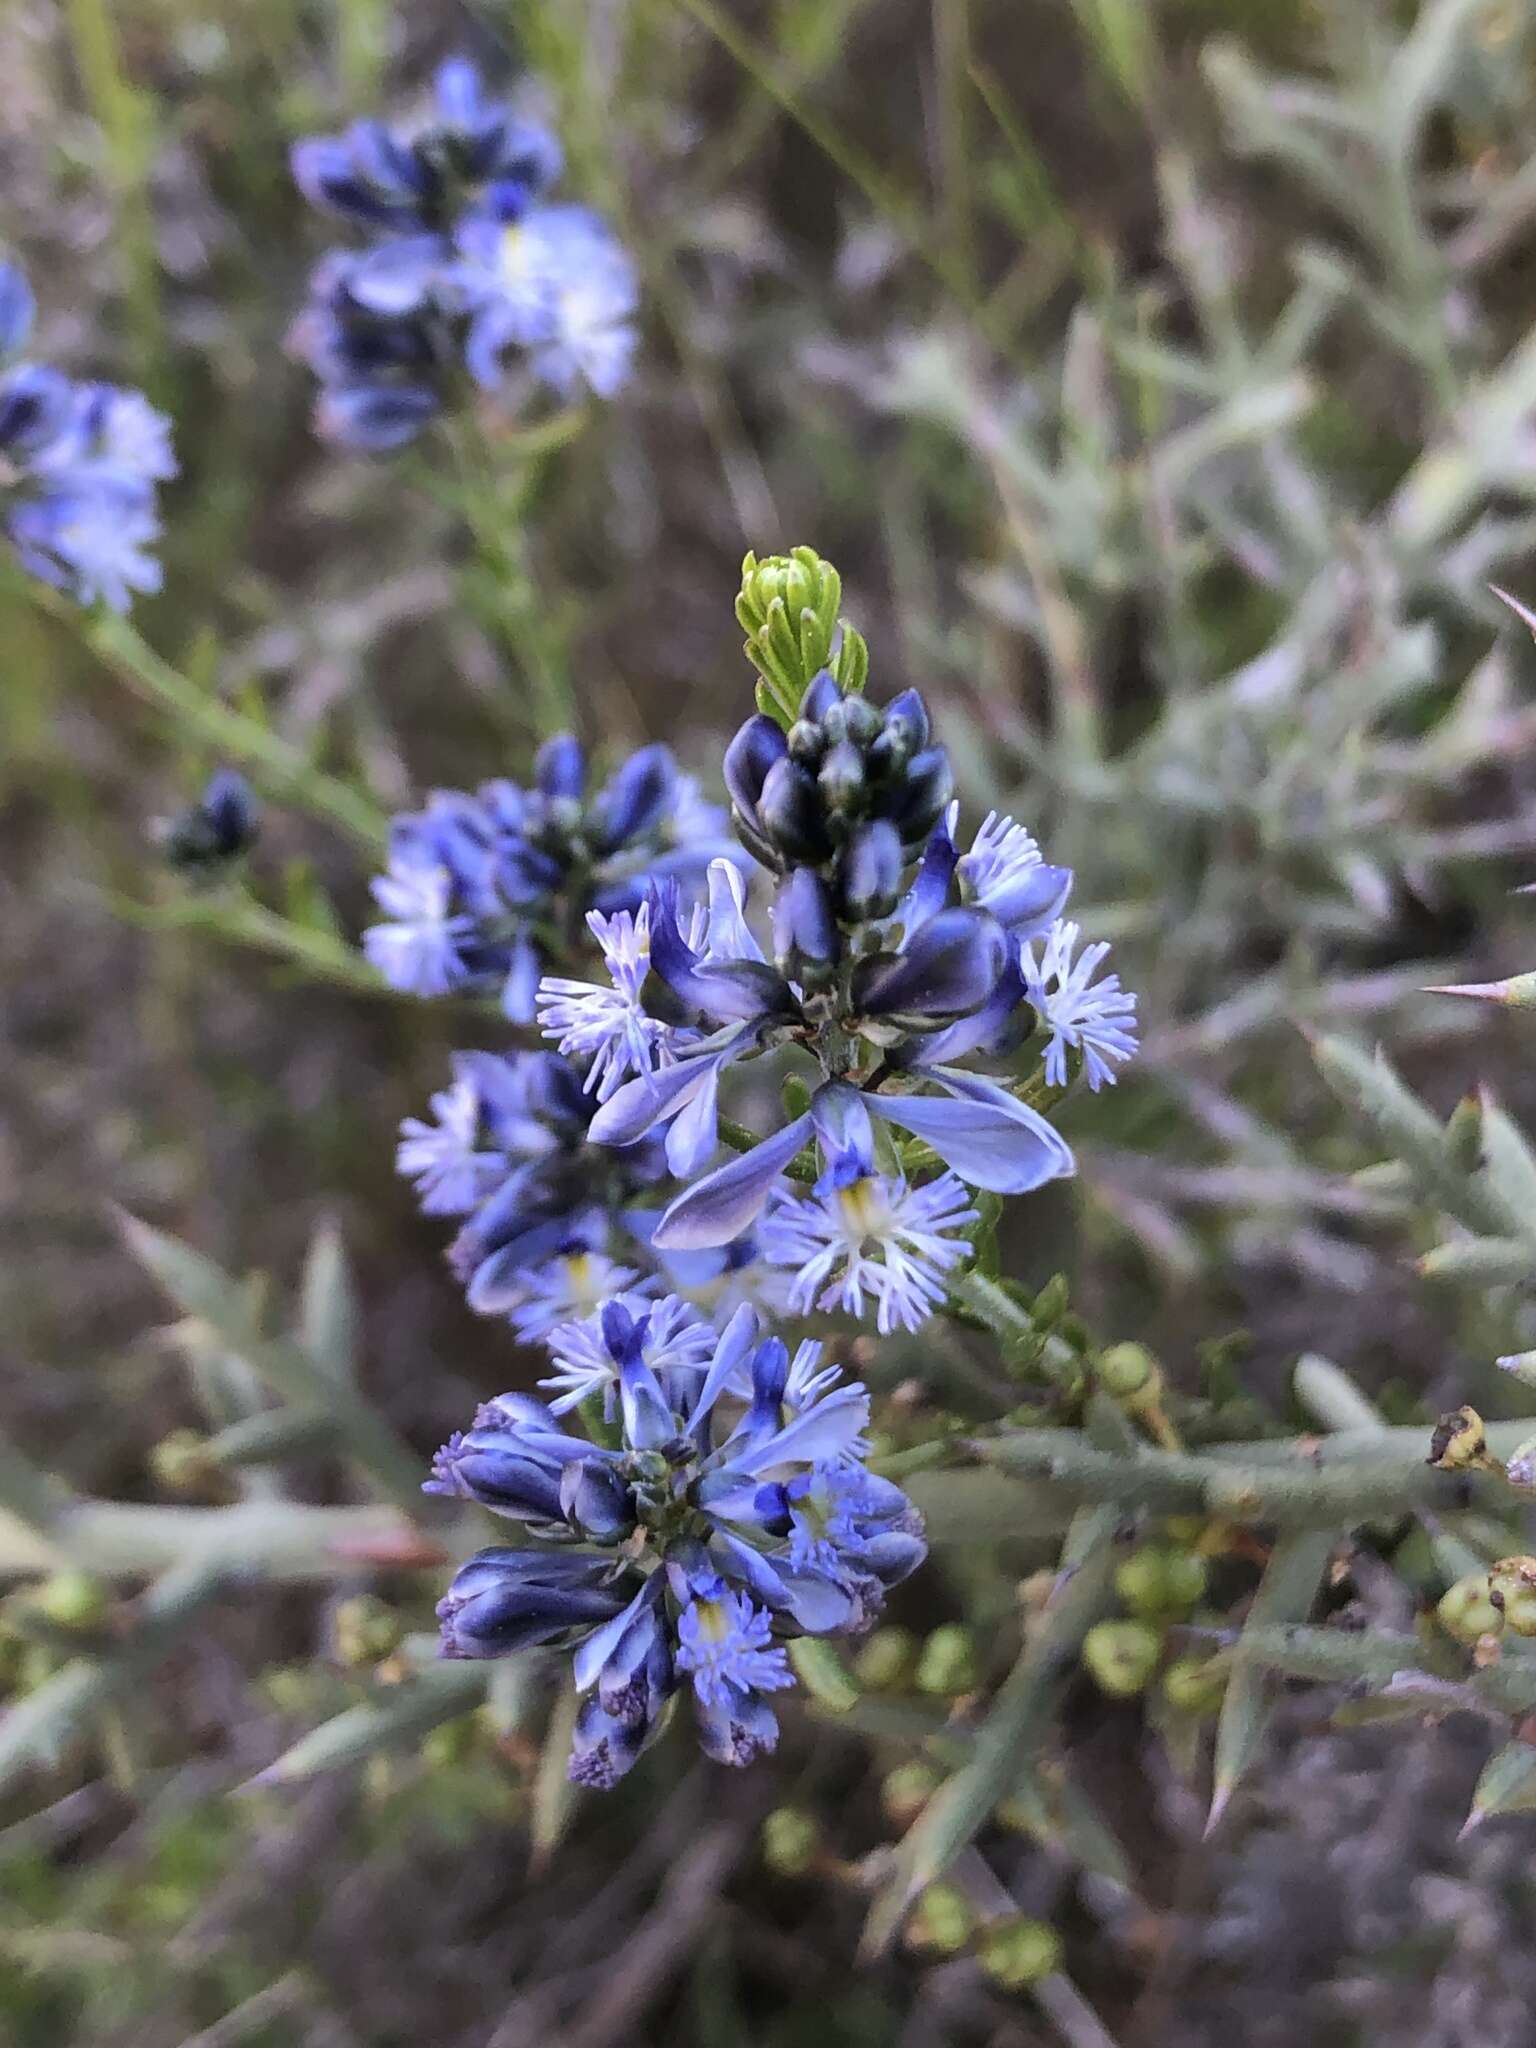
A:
34;1571;110;1632
1488;1557;1536;1636
420;1717;479;1770
905;1883;977;1955
881;1760;942;1827
1082;1619;1162;1697
1114;1544;1209;1619
853;1626;919;1692
18;1643;65;1693
1161;1653;1228;1715
915;1624;981;1696
1097;1342;1163;1411
149;1428;217;1495
1428;1405;1487;1471
761;1807;821;1878
333;1595;404;1669
978;1915;1062;1991
1437;1571;1504;1644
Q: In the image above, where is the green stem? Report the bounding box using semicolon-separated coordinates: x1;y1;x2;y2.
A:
76;607;390;852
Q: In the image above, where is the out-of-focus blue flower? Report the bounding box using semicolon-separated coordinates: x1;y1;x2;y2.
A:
0;258;175;610
292;59;563;235
428;1300;925;1782
395;1049;669;1323
457;204;639;400
157;767;261;871
290;59;636;446
366;736;735;1020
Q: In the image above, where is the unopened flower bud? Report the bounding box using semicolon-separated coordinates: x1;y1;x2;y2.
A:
978;1915;1062;1991
1428;1405;1487;1471
882;1759;942;1827
1161;1652;1228;1715
150;1427;218;1494
1488;1556;1536;1636
853;1626;919;1691
1097;1342;1164;1416
34;1571;110;1632
1437;1571;1504;1644
772;868;841;990
333;1594;404;1668
157;767;260;870
915;1624;980;1696
1082;1618;1162;1696
837;818;904;922
758;756;833;864
905;1883;977;1955
1115;1544;1208;1618
818;736;867;818
761;1806;821;1878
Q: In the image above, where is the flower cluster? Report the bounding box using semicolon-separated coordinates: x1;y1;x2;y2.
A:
0;260;175;610
427;1299;925;1783
289;58;637;449
528;580;1138;1328
364;731;734;1019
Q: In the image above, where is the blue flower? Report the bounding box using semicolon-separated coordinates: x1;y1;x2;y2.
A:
1020;918;1139;1090
428;1300;926;1781
289;62;636;442
364;737;734;1021
291;58;562;235
457;204;639;399
0;260;175;611
760;1164;978;1333
435;1548;632;1659
396;1049;669;1323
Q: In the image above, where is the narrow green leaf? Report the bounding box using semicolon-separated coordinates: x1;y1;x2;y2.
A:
1209;1532;1335;1831
121;1217;423;1516
1418;1237;1536;1285
530;1679;583;1870
1470;1738;1536;1822
860;1506;1118;1955
254;1664;488;1783
300;1216;360;1388
787;1637;859;1713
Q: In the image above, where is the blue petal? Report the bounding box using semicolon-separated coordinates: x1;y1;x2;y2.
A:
0;263;34;359
589;1047;735;1148
665;1058;721;1177
572;1575;662;1693
867;1073;1073;1194
809;1082;875;1179
650;1113;815;1250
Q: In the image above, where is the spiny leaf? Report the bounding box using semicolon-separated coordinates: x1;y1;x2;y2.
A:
121;1216;423;1516
252;1664;488;1784
1468;1738;1536;1827
860;1506;1118;1956
1208;1531;1335;1833
300;1216;360;1388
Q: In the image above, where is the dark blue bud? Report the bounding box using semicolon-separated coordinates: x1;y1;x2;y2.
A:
0;364;76;463
836;818;904;921
817;737;866;818
160;768;260;869
423;1428;569;1521
841;693;882;747
748;1336;791;1411
851;906;1008;1026
801;670;842;722
588;744;676;854
568;1695;648;1787
758;757;833;865
880;745;954;849
560;1459;636;1542
723;715;787;833
881;688;930;754
861;1529;928;1586
693;1684;780;1767
535;733;587;800
771;868;840;989
315;382;439;452
786;718;825;766
600;1298;644;1366
437;1549;628;1659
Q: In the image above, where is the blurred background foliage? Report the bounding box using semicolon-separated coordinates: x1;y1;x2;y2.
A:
10;0;1536;2041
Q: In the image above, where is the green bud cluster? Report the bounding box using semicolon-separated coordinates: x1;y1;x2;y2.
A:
1082;1618;1163;1697
737;547;869;729
1437;1555;1536;1644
